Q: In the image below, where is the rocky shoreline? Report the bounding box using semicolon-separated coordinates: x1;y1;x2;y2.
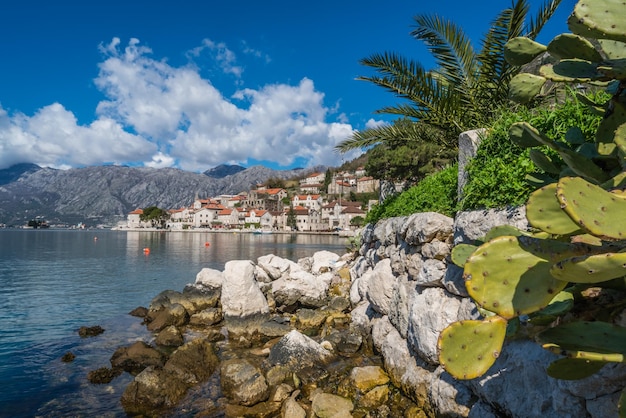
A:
83;208;626;417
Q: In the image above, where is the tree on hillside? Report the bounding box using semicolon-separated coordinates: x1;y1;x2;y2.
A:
286;205;297;231
140;206;169;228
264;177;286;189
323;169;332;193
335;0;562;154
365;136;457;184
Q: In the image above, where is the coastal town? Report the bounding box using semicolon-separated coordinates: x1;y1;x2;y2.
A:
117;168;380;233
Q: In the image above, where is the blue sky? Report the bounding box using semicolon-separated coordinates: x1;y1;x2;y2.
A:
0;0;574;172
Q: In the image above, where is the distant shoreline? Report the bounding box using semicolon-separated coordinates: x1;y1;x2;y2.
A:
110;227;355;236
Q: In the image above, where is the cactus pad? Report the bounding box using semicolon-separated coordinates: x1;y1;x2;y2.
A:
437;316;507;380
481;225;531;242
506;121;606;183
504;37;546;66
599;40;626;60
546;357;606;380
551;252;626;284
547;34;602;62
529;149;560;174
509;73;546;103
556;176;626;239
540;60;602;83
451;244;478;267
529;290;574;325
464;236;569;319
509;122;545;148
570;0;626;43
596;100;626;157
538;321;626;359
526;183;582;236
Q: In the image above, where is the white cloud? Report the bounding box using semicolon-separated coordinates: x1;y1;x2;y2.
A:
0;103;155;169
0;38;356;172
365;118;387;129
144;152;176;168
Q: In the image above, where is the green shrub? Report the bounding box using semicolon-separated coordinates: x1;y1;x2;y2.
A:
460;90;605;210
366;164;458;224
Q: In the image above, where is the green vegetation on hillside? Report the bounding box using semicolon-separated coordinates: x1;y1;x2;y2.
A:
365;164;458;223
460;90;606;210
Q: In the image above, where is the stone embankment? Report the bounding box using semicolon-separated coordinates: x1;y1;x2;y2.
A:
94;208;626;417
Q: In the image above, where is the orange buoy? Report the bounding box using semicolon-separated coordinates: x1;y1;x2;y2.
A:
143;247;150;254
204;242;210;247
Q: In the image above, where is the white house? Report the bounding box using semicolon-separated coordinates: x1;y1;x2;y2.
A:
193;208;215;228
292;194;324;211
357;176;380;194
126;208;146;228
245;209;273;229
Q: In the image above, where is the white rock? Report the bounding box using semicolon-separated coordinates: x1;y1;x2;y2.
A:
350;300;377;334
469;340;588;417
271;269;329;308
388;275;414;338
366;258;396;315
310;250;340;274
268;330;333;370
453;207;527;245
257;254;299;280
428;366;472;417
371;317;432;405
416;258;447;287
401;212;454;246
220;260;269;319
407;287;472;365
195;267;224;288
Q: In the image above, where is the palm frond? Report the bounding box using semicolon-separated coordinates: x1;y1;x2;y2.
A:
526;0;562;39
475;3;524;109
358;53;465;132
411;14;478;94
334;120;455;153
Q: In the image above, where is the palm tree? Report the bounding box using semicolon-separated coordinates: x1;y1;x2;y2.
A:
335;0;562;153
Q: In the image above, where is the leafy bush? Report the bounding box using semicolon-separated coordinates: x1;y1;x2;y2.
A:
460;91;605;210
366;164;458;224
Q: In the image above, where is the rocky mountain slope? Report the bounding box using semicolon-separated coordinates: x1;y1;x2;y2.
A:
0;164;321;226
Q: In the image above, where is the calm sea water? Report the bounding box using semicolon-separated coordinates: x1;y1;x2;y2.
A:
0;229;346;417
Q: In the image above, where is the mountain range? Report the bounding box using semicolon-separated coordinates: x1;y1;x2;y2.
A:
0;163;322;227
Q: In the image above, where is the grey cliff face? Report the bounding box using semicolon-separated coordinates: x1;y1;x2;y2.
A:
0;164;322;226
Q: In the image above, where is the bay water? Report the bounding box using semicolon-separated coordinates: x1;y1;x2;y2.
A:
0;229;346;417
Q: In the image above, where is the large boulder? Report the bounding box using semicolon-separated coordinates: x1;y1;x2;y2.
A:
311;392;354;418
121;367;188;415
220;260;269;324
365;258;396;315
257;254;299;280
271;269;331;308
309;250;340;274
146;303;189;332
220;358;270;406
110;341;165;375
154;325;184;347
401;212;454;246
182;283;220;311
163;338;219;385
469;340;626;417
194;267;224;289
407;287;477;365
453;206;527;245
371;316;433;412
267;330;333;371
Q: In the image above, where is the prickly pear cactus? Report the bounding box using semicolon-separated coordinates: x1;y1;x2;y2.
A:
437;316;508;380
441;3;626;403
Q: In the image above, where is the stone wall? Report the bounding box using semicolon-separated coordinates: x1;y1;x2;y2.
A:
350;208;626;417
